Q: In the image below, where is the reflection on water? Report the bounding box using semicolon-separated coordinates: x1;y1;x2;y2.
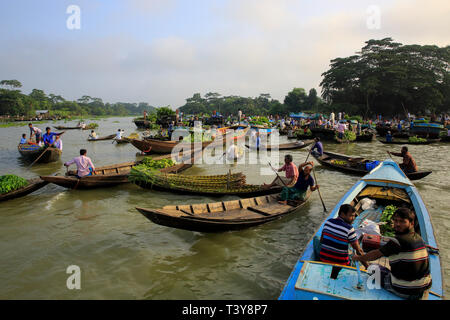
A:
0;117;449;299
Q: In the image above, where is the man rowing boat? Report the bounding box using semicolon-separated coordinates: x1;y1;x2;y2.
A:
388;146;418;173
278;161;319;204
64;149;96;178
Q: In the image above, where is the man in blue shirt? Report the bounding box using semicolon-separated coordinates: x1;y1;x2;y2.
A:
310;137;323;157
42;127;64;147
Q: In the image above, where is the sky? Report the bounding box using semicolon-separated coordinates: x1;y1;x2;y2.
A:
0;0;449;108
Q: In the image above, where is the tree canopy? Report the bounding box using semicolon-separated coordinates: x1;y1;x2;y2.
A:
0;80;157;117
320;38;450;117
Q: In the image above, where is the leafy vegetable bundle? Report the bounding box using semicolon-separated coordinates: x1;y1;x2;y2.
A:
85;123;99;129
129;166;247;192
141;158;176;169
380;205;397;237
408;136;427;143
337;130;356;141
0;175;29;194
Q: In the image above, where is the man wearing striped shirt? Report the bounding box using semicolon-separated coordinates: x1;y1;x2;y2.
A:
353;208;432;299
319;204;366;277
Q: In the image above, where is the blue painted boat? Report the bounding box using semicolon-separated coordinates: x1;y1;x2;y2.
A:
410;122;443;138
279;160;443;300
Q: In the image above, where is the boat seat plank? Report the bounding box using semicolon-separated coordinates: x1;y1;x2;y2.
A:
207;202;224;213
192;204;208;214
191;208;265;220
239;198;254;209
224;200;241;211
248;203;291;216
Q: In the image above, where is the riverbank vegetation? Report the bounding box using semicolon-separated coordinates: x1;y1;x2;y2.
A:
1;38;448;120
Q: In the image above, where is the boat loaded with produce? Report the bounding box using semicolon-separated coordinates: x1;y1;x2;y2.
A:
40;154;194;190
279;160;443;300
0;174;48;202
312;151;432;181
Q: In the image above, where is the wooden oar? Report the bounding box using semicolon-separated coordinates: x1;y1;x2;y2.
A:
353;250;364;290
28;147;49;168
304;147;312;162
268;162;288;187
311;165;327;212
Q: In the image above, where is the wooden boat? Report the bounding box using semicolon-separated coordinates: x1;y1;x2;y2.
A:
136;190;310;232
133;175;282;197
410;122;443;139
213;126;250;145
39;153;193;189
0;178;48;202
279;160;443;300
54;125;82;130
128;138;154;153
87;134;115;141
246;139;314;151
310;128;336;141
355;132;376;142
18;144;62;163
313;151;431;181
133;118;151;129
377;138;441;145
138;138;213;154
114;137;130;144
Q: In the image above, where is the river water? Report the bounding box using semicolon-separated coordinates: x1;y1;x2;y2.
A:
0;116;448;299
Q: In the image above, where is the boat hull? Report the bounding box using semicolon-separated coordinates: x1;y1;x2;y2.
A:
136;191;310;232
18;145;62;163
40;159;192;189
0;178;48;202
313;151;431;181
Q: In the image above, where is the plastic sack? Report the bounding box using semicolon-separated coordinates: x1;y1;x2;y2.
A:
365;160;381;171
355;219;381;239
360;197;376;211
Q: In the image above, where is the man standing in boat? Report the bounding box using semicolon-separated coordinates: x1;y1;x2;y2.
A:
264;154;299;189
388;147;418;173
352;208;432;299
278;161;319;204
64;149;96;178
28;123;42;143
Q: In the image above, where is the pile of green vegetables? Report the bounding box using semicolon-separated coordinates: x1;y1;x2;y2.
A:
141;158;176;169
335;130;356;141
408;136;427;143
295;129;312;136
85;123;99;129
0;175;29;194
380;205;397;236
187;133;213;142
